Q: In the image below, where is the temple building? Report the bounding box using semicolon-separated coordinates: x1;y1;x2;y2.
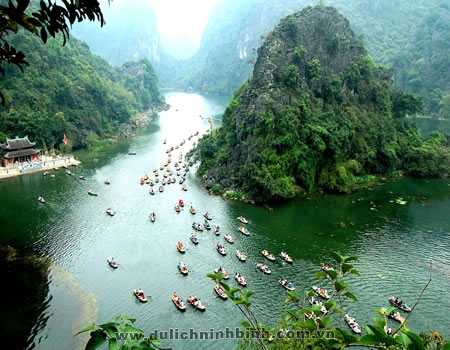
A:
0;136;40;167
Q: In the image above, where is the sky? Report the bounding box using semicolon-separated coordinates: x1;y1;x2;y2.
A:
148;0;218;46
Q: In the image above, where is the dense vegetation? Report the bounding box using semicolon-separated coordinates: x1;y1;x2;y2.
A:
168;0;449;119
0;30;162;150
188;6;450;203
77;251;449;349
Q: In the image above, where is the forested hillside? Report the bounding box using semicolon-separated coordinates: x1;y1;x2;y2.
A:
178;0;448;118
0;31;163;150
188;6;450;203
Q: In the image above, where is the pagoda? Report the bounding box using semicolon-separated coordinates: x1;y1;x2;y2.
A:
0;136;40;166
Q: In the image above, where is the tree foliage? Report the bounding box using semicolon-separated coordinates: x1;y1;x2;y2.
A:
187;6;450;203
0;0;110;104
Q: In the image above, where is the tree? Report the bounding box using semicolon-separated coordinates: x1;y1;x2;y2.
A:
0;0;109;104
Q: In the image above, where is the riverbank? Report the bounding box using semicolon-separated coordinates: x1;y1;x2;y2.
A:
0;156;80;180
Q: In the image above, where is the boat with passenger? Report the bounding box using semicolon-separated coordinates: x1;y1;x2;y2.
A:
279;278;295;291
237;216;249;224
107;257;119;268
190;233;199;244
177;261;188;275
344;313;362;334
388;296;411;312
106;208;115;216
280;251;293;263
216;243;226;256
37;196;46;203
312;285;330;299
238;226;250;236
234;272;247;287
256;262;271;274
236;249;247;262
214;284;228;300
134;288;148;302
224;233;234;243
192;222;204;231
172;292;186;311
177;241;186;253
262;249;276;261
187;295;206;311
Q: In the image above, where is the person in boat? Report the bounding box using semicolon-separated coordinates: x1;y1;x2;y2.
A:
137;288;144;296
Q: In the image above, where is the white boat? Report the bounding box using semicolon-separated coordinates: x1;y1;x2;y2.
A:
224;233;234;243
107;257;119;268
345;313;362;334
37;196;46;203
236;249;247;262
106;208;115;216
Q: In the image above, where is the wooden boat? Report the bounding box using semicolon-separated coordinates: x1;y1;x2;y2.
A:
236;249;247;262
149;213;156;222
192;222;204;231
187;296;206;311
388;296;411;312
88;190;98;196
344;314;362;334
175;204;181;212
224;233;234;243
134;289;148;302
104;179;111;184
190;233;199;244
37;196;46;203
178;199;184;207
262;249;276;261
214;267;229;279
214;284;228;300
107;257;118;268
189;206;196;214
177;261;188;275
177;241;186;253
312;285;330;299
237;216;249;224
203;212;213;220
216;243;226;256
238;226;250;236
279;279;295;291
381;307;405;323
234;272;247;287
256;263;272;274
172;294;186;311
106;208;115;216
214;225;221;236
280;251;293;263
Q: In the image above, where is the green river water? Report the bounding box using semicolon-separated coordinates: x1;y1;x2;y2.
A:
0;92;449;350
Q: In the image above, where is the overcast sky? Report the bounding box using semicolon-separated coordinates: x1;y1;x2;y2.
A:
148;0;218;46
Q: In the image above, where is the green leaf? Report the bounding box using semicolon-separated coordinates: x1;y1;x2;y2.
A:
241;321;252;328
442;343;450;350
305;318;317;331
395;332;412;347
341;263;354;273
357;334;379;345
99;322;119;339
74;323;96;336
85;329;107;350
403;329;425;349
344;291;358;301
314;271;329;279
107;338;120;350
334;280;348;292
325;269;338;279
342;255;359;263
329;251;344;263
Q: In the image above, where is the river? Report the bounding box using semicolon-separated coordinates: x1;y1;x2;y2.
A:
0;91;449;350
